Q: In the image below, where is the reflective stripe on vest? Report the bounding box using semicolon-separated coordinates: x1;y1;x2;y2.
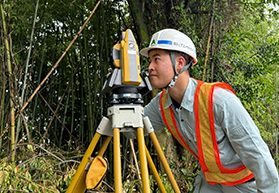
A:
159;91;198;159
159;80;254;186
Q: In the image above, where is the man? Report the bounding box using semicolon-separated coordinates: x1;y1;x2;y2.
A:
141;28;279;193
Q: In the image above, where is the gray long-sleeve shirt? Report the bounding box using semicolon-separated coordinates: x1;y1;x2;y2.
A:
144;78;279;192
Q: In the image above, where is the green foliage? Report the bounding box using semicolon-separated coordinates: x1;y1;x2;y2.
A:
164;127;172;137
0;147;75;193
166;157;199;193
172;1;279;154
123;178;141;193
217;10;279;150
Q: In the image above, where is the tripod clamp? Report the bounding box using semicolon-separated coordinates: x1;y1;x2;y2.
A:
97;104;154;138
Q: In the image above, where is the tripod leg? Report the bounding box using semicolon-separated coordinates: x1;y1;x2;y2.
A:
145;145;167;193
149;132;181;193
97;136;112;156
66;133;102;193
113;128;122;193
137;127;151;193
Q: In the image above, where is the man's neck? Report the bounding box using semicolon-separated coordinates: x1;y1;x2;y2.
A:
168;73;190;104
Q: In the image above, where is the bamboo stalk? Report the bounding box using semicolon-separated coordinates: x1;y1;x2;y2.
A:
69;62;75;151
31;36;45;128
210;18;216;83
16;0;39;145
1;3;16;162
85;40;94;139
59;88;70;148
202;0;215;82
80;41;85;144
0;49;6;149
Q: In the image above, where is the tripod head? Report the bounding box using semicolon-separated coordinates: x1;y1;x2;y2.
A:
101;29;152;104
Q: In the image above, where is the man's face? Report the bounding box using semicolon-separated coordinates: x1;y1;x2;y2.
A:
148;49;174;89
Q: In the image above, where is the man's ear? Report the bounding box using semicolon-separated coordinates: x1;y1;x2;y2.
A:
176;56;186;72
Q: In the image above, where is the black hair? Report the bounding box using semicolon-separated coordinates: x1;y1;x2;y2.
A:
176;51;191;65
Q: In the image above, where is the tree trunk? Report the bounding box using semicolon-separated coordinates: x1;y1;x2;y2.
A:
127;0;149;44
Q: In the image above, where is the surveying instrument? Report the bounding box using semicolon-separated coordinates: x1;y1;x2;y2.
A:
66;29;181;193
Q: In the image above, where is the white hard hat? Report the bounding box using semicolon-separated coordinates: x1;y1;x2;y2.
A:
140;28;197;65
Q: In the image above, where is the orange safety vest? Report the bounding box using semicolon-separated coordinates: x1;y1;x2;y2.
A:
159;80;254;186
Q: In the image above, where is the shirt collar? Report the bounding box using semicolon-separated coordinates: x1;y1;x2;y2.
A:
164;78;197;112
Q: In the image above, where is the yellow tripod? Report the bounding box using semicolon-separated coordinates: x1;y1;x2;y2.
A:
66;103;181;193
66;28;181;193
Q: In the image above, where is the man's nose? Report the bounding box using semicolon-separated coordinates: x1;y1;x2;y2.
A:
148;62;154;72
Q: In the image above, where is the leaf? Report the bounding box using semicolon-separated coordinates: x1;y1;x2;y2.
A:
27;144;34;152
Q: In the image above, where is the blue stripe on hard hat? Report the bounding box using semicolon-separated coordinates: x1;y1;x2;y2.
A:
157;40;172;45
